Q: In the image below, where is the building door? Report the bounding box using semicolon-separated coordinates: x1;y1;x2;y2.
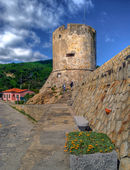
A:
12;94;15;100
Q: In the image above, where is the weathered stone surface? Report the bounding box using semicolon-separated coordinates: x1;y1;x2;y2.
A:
53;24;96;71
120;142;128;158
74;116;89;127
119;157;130;170
72;46;130;162
116;134;122;147
116;121;122;133
70;151;117;170
122;131;129;141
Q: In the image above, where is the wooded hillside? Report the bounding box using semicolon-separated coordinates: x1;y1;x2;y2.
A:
0;60;52;93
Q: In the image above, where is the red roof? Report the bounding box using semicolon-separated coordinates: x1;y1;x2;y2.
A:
2;88;28;93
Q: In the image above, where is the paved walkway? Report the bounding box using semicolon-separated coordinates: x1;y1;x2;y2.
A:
0;102;77;170
0;101;33;170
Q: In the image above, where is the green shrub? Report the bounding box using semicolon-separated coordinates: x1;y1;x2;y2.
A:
51;87;55;91
60;92;63;95
15;100;24;104
64;131;115;155
24;93;34;102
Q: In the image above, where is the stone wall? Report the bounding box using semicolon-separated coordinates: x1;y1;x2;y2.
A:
72;46;130;162
40;70;91;92
12;104;50;121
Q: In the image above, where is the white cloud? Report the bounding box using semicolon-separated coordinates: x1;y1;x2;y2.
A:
0;0;63;30
43;42;52;48
13;48;31;56
0;31;23;48
0;0;94;63
99;11;109;23
68;0;94;13
105;35;114;43
0;47;47;63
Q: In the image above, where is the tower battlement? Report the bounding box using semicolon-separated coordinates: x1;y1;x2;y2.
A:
53;24;96;35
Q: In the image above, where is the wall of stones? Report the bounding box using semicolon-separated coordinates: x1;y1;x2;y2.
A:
39;70;91;93
53;24;96;71
12;104;50;121
72;46;130;161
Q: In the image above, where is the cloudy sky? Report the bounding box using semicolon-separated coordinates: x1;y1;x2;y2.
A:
0;0;129;65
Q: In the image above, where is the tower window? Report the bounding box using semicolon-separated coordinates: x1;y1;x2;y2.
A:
57;73;61;78
59;35;61;38
66;53;75;57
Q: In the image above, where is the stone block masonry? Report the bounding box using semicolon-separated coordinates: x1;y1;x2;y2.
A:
42;23;96;89
72;46;130;167
53;24;96;71
70;151;117;170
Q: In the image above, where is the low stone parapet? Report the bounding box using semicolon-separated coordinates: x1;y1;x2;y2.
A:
70;150;117;170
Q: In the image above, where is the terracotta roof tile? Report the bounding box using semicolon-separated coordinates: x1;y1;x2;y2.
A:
2;88;28;93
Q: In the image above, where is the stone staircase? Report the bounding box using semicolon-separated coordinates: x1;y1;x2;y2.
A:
56;89;73;106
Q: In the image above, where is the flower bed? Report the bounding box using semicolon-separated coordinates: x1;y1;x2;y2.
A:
64;131;115;155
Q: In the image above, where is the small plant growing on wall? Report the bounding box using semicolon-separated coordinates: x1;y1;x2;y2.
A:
51;86;56;91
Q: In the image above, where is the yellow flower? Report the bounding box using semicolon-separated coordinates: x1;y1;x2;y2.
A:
64;150;67;152
109;146;112;149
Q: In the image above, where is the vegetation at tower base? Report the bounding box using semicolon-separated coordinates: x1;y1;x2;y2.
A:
0;60;52;92
64;131;115;155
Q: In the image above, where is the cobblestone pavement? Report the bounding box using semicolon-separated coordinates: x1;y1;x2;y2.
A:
0;101;77;170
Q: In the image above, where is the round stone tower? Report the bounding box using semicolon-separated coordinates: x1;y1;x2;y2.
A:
40;24;96;90
53;24;96;71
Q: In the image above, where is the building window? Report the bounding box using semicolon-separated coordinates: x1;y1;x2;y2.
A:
9;94;10;98
59;35;61;38
57;73;61;78
16;95;19;100
66;53;75;57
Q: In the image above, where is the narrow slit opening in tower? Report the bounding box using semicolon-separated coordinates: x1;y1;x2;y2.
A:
66;53;75;57
57;73;61;78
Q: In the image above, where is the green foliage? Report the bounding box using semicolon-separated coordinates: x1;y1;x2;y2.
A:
0;60;52;92
24;93;35;102
60;92;63;95
15;100;24;104
64;131;115;155
51;86;56;91
96;65;100;68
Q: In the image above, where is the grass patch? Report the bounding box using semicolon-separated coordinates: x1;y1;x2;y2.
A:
11;106;37;123
64;131;115;155
51;86;56;91
60;92;63;95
